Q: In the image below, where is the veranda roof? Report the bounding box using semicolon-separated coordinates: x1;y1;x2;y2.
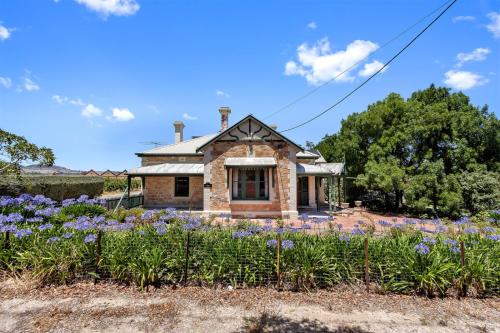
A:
127;163;204;176
296;163;344;176
224;157;277;167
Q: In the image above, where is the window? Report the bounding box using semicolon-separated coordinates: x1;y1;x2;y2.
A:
232;168;269;200
175;177;189;197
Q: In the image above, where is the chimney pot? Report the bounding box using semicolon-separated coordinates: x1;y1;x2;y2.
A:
219;107;231;131
173;121;185;144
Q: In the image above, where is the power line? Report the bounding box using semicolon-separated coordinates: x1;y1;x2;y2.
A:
280;0;458;133
263;0;455;121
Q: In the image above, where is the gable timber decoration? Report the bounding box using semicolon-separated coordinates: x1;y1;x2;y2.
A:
196;115;303;152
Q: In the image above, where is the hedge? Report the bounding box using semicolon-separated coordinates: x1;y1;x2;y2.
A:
0;175;104;201
103;178;141;193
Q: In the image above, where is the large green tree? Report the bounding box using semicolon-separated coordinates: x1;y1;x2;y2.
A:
0;129;55;175
316;85;500;216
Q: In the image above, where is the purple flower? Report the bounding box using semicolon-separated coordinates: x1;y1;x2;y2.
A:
454;216;470;226
435;225;448;233
404;219;416;226
281;239;294;250
300;213;309;222
450;246;461;254
84;234;97;244
6;212;24;223
486;234;500;241
0;224;18;232
422;237;436;245
62;198;76;207
262;225;272;232
125;216;136;223
415;243;430;255
264;218;273;225
351;227;365;235
38;223;53;231
464;228;478;234
47;236;60;244
266;239;278;248
339;234;350;242
15;229;32;239
26;217;44;223
444;239;458;247
232;230;252;239
62;232;73;239
378;220;391;227
137;230;145;236
482;226;496;233
302;223;312;230
141;210;155;220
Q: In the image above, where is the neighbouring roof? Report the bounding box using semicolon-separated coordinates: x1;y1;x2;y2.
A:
127;163;204;175
224;157;277;167
196;114;303;152
136;134;217;156
296;163;344;176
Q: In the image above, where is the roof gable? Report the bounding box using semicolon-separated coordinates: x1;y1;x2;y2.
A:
136;133;217;156
196;114;303;152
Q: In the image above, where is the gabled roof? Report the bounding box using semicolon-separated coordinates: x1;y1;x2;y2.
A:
136;134;217;156
128;163;204;175
196;114;303;152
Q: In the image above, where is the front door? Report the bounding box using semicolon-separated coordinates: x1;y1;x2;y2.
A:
297;177;309;206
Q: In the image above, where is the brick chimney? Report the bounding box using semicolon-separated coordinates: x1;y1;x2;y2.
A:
173;121;185;144
219;107;231;131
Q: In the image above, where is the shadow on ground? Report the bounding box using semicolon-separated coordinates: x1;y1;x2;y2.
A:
235;312;372;333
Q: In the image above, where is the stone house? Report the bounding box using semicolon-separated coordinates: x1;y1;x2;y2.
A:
128;108;343;218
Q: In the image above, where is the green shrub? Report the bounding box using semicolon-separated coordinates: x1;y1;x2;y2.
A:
103;178;141;193
0;175;104;200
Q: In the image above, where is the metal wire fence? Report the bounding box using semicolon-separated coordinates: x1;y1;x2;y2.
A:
1;225;499;296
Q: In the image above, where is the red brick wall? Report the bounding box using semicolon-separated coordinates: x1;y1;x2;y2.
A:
207;141;293;214
144;176;203;208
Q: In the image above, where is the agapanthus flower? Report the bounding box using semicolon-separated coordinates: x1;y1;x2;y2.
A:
266;239;278;248
15;229;32;239
262;225;272;232
61;198;76;207
264;218;273;225
404;218;416;225
464;227;478;234
6;212;24;223
35;207;60;218
137;230;145;236
435;225;448;233
141;210;155;220
482;226;496;234
300;213;309;222
450;246;461;254
444;239;458;247
0;224;18;233
339;234;350;242
302;223;312;230
281;239;294;250
351;227;365;235
124;216;136;223
486;234;500;241
415;243;430;255
47;236;60;244
62;232;73;239
84;234;97;244
422;237;436;245
23;204;36;212
378;220;391;227
454;216;470;226
26;217;44;223
38;223;53;231
232;230;252;239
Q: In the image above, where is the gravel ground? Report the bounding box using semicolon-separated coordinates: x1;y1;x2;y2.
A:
1;280;499;333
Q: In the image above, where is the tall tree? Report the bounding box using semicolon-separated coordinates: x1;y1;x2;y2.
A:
0;129;55;175
316;85;499;216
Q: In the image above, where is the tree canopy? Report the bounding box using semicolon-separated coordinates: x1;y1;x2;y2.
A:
316;85;499;217
0;129;55;175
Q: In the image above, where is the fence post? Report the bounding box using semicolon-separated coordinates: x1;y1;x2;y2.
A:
364;237;369;293
184;231;191;285
460;240;467;297
94;230;102;284
4;231;10;250
276;234;282;291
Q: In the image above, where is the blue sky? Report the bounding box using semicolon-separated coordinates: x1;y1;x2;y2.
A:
0;0;499;171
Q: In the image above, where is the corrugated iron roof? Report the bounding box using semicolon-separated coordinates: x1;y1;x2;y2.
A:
136;134;217;156
224;157;277;167
127;163;204;175
296;163;344;175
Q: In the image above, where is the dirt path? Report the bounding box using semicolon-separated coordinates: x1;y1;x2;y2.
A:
1;281;499;333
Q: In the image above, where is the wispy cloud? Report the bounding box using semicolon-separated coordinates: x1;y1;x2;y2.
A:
0;76;12;88
75;0;140;18
455;48;490;67
444;70;488;90
0;24;12;41
216;90;230;98
452;15;475;23
307;21;317;29
108;107;135;121
486;12;500;38
284;37;379;85
358;60;387;77
81;104;103;118
52;94;85;106
23;78;40;92
183;112;198;120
